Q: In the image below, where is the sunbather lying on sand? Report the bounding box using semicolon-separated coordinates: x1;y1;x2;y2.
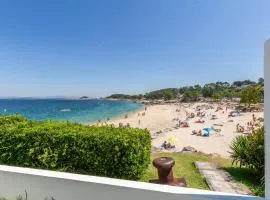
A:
180;122;189;128
236;123;245;133
197;112;205;117
191;130;202;135
179;121;189;128
196;130;209;137
195;119;205;123
161;141;175;149
211;115;218;120
191;113;195;118
212;127;221;132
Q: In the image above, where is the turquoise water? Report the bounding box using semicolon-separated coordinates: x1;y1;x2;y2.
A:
0;99;142;124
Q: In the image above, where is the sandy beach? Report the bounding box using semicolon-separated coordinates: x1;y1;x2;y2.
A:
108;102;264;157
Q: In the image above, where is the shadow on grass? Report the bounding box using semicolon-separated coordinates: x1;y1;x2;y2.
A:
223;167;264;197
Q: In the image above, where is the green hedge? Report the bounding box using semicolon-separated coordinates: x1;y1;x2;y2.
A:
0;115;151;180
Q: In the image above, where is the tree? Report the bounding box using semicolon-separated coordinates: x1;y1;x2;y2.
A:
201;86;214;98
179;86;188;94
212;91;224;101
182;90;200;102
240;87;262;107
258;77;264;85
233;80;256;87
163;90;173;100
194;84;202;91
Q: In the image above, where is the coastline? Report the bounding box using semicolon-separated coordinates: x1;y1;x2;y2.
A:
89;100;144;125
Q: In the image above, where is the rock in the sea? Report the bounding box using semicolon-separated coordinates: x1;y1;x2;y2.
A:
182;146;198;153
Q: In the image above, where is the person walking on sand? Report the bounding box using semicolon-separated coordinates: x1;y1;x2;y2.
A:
138;119;141;125
252;114;256;122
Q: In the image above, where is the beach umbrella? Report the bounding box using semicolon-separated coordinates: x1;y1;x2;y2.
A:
168;137;177;143
203;127;214;134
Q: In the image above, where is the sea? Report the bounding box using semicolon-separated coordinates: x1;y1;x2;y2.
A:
0;99;142;124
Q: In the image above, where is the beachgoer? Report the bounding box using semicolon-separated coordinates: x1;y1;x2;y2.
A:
196;130;203;136
252;114;256;122
161;141;168;149
195;118;204;123
181;122;189;128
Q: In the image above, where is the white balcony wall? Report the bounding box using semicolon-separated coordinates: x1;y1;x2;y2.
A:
0;165;263;200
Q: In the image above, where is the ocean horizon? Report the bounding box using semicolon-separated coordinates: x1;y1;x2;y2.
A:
0;99;142;124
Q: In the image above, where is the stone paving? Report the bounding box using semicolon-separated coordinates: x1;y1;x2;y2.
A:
195;161;253;195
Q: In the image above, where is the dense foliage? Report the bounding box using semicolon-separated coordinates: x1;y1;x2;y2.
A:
229;127;264;180
240;86;263;106
232;80;256;87
0;115;151;180
182;90;200;102
106;78;264;102
144;88;179;100
106;94;143;100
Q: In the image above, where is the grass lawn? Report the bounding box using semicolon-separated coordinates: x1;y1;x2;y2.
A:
140;152;264;196
223;167;264;197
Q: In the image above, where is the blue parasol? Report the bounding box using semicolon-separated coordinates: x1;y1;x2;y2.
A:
203;127;214;133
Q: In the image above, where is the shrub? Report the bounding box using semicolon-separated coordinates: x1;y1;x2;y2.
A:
229;127;264;179
0;115;151;180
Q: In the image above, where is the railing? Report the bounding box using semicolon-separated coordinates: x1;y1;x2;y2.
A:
0;165;263;200
0;39;269;200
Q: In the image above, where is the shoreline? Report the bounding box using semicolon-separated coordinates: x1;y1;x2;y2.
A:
89;101;144;125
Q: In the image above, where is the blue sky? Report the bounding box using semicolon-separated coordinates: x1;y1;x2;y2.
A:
0;0;269;97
